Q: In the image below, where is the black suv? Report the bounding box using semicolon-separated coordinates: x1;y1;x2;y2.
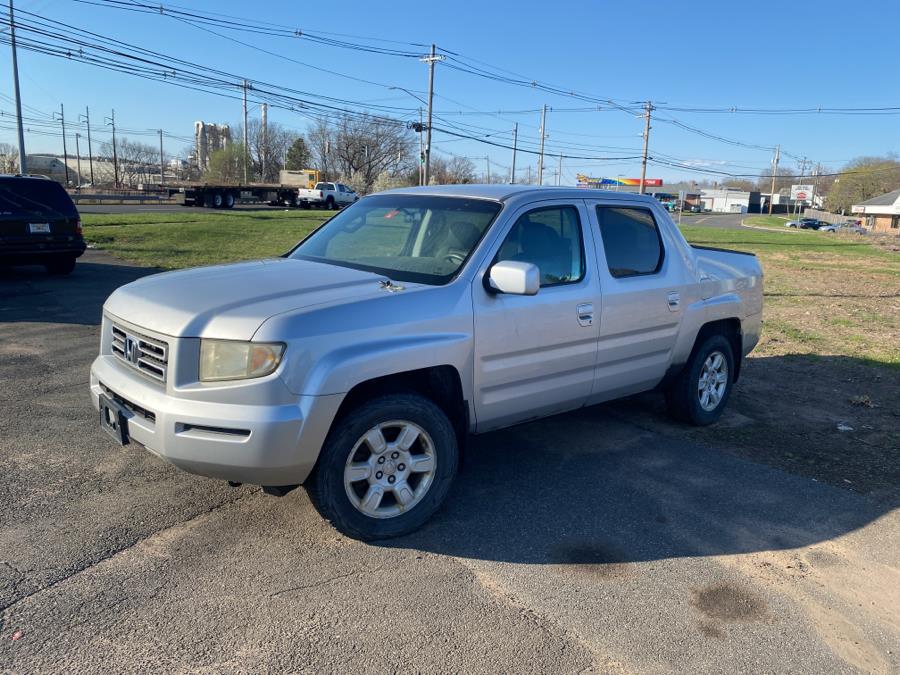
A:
0;175;85;274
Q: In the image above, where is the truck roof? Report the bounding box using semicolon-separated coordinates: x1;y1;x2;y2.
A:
380;183;662;204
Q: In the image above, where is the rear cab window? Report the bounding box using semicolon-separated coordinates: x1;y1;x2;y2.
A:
595;206;664;278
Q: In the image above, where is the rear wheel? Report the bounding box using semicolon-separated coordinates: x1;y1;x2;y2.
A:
326;196;336;210
45;256;77;275
307;394;459;540
223;192;235;209
665;333;734;426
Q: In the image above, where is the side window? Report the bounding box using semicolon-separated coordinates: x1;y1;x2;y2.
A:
495;205;584;287
596;206;664;278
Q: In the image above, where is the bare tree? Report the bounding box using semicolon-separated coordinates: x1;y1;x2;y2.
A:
308;113;417;193
0;142;18;173
99;137;158;186
429;155;477;184
236;118;299;183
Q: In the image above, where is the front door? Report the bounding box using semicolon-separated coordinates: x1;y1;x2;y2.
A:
472;201;600;431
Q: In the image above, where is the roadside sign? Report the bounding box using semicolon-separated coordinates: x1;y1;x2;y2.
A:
791;184;814;201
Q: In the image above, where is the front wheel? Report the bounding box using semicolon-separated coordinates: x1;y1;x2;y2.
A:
307;394;459;540
665;334;734;426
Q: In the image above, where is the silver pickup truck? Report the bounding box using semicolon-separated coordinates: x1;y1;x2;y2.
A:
91;185;763;539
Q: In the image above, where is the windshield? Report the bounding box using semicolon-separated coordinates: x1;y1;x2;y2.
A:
290;194;502;285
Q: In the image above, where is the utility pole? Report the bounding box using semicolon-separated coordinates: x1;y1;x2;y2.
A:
525;165;532;185
537;104;547;185
417;108;424;186
105;109;119;187
485;156;491;183
158;129;165;186
812;164;820;209
261;102;268;181
556;153;562;186
242;79;249;183
74;133;83;186
80;107;94;185
420;44;444;185
639;101;653;194
510;123;517;183
8;0;26;174
54;104;70;186
768;144;780;215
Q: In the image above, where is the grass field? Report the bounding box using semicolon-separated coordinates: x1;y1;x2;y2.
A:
743;215;791;228
83;211;900;368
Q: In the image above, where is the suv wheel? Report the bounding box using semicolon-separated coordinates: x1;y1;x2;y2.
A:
308;394;459;540
45;256;76;275
665;334;734;426
326;196;336;210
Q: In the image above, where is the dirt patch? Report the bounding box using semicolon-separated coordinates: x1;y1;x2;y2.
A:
691;582;768;623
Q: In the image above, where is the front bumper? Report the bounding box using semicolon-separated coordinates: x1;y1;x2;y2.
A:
90;354;342;486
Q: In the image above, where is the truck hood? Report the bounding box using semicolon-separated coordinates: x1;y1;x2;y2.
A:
104;258;389;339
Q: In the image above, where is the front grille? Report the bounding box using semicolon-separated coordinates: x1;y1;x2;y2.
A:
111;323;169;383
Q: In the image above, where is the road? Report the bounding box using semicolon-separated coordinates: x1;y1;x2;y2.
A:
0;252;896;674
77;203;749;229
76;203;290;214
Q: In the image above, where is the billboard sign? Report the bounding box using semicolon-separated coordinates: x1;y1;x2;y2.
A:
790;184;815;201
576;174;663;188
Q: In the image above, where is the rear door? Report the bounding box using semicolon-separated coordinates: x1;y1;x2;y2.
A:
583;200;691;403
472;200;600;431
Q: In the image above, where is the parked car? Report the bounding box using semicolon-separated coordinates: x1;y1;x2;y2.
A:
294;181;358;209
0;175;85;275
785;220;801;228
90;186;763;539
818;221;867;234
799;218;825;230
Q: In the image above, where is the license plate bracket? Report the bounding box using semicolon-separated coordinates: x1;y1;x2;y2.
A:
99;394;129;445
28;223;51;234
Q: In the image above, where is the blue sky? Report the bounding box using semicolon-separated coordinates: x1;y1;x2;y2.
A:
3;0;899;184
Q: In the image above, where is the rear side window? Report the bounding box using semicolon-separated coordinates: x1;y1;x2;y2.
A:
0;179;77;218
495;205;584;287
596;206;664;278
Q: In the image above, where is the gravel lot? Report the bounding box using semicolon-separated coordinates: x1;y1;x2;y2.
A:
1;251;897;674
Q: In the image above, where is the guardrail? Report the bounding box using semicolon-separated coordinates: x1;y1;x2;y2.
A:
69;193;178;205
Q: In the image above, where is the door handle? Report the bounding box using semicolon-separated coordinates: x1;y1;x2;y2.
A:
576;303;594;327
667;291;681;311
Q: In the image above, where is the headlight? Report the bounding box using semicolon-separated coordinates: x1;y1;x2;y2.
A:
199;340;285;382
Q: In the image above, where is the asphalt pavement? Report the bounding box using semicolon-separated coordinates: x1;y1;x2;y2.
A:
0;251;896;673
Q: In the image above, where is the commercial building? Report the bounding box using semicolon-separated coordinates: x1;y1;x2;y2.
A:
852;189;900;234
699;188;762;214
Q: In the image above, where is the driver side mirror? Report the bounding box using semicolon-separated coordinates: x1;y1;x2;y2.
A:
488;260;540;296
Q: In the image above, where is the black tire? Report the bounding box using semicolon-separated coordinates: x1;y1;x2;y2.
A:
307;393;459;540
44;256;76;275
665;333;734;426
326;196;336;210
223;192;235;209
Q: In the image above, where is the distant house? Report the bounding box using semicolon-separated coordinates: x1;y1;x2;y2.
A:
852;189;900;234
